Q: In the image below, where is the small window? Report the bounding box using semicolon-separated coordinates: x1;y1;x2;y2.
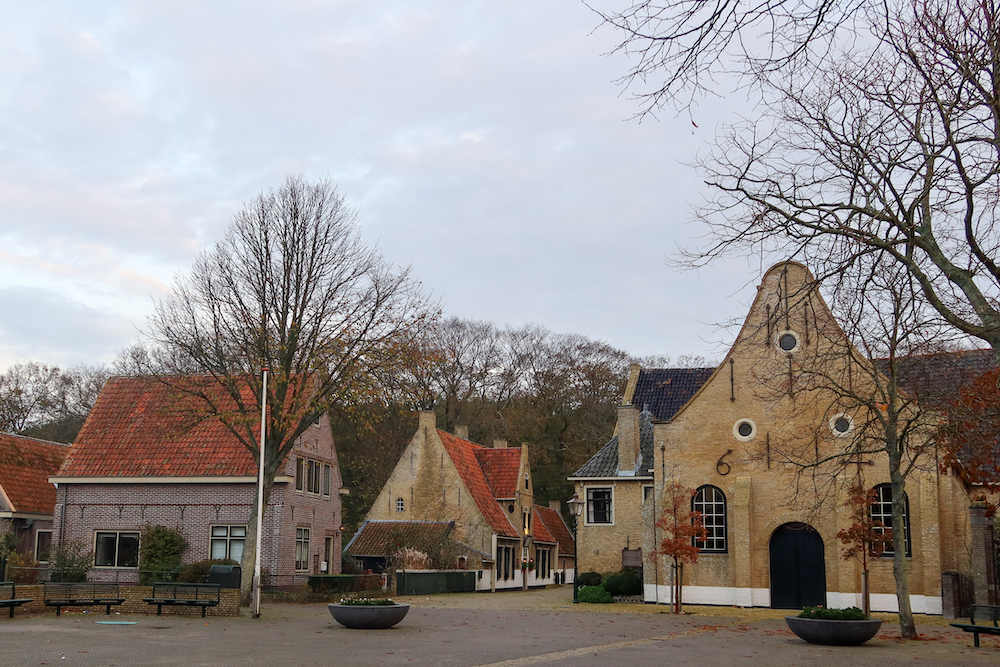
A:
830;414;854;437
295;458;304;491
396;497;405;512
35;530;53;564
643;485;653;501
586;487;613;524
778;331;799;352
94;531;140;568
733;418;757;441
692;486;727;552
870;484;911;557
211;525;246;561
323;464;332;496
295;528;310;571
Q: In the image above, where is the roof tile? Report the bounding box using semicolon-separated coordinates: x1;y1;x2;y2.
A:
437;430;520;538
0;433;69;514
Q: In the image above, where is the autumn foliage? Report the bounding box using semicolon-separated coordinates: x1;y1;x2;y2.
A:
651;481;706;613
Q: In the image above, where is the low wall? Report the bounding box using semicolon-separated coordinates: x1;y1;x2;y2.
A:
3;584;241;618
395;570;477;595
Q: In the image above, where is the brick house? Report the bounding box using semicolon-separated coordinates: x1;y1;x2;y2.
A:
351;411;574;591
50;376;344;586
0;433;70;565
572;261;990;613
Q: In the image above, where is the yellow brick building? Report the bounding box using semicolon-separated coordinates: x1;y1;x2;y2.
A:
572;261;987;613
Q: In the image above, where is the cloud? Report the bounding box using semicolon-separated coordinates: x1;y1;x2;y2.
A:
0;286;135;369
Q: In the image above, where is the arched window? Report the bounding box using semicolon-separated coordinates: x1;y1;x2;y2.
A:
870;484;911;557
396;497;405;512
692;485;727;552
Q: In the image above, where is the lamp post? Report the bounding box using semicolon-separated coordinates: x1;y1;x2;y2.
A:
567;493;584;604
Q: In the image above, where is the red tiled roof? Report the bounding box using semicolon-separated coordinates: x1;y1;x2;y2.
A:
0;433;69;515
437;430;519;538
531;506;556;544
345;520;454;557
475;447;522;499
535;505;575;556
60;376;259;478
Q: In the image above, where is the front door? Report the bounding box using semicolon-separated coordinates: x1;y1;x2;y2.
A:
769;522;826;609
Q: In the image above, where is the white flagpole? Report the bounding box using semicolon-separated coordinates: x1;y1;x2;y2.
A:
252;367;268;618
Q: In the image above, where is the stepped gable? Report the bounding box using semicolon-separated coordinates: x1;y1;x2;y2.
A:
0;433;69;514
60;376;259;478
475;447;521;498
437;430;519;538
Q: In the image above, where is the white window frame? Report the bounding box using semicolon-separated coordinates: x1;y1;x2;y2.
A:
35;530;53;564
396;497;405;512
210;525;246;561
585;486;614;525
295;527;310;571
870;484;911;557
94;530;140;568
692;485;727;553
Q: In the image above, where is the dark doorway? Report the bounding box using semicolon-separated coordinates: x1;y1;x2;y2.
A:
769;522;826;609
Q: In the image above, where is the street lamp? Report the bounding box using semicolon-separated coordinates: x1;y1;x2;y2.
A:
566;493;584;604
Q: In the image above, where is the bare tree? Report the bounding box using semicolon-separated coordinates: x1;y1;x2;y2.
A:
133;175;437;603
689;0;1000;367
592;0;868;112
0;362;110;441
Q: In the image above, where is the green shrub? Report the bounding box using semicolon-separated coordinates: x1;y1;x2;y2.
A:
179;558;237;583
577;571;603;587
7;551;39;583
139;524;188;584
577;585;614;603
49;541;92;582
798;606;867;620
602;571;642;596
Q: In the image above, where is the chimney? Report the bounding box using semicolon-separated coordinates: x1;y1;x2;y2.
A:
419;411;437;433
455;425;469;440
493;439;507;449
617;404;640;475
548;500;561;513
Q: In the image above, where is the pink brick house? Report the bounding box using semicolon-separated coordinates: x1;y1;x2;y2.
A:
50;376;344;586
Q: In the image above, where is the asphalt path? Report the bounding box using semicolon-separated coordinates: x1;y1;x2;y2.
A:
0;587;996;666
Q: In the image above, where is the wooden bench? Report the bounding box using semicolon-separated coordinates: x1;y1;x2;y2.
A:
0;582;33;618
143;582;220;617
43;582;125;616
950;604;1000;647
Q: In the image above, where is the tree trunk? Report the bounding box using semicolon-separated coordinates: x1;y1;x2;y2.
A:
890;467;916;638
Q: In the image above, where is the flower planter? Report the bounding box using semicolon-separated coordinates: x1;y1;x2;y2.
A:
328;603;410;629
785;616;882;646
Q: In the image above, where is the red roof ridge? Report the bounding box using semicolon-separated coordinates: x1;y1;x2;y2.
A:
436;430;519;538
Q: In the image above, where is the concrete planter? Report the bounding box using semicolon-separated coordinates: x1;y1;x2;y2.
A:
328;603;410;629
785;616;882;645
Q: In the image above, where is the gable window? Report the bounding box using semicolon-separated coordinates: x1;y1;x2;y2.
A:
396;497;405;512
296;458;305;490
323;464;332;496
870;484;911;557
692;486;727;552
95;531;140;568
35;530;53;563
296;457;327;496
211;525;246;561
295;528;310;571
586;487;613;524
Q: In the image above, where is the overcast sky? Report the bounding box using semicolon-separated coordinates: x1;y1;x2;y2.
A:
0;1;768;372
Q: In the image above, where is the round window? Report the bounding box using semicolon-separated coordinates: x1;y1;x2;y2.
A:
507;504;515;513
829;414;854;437
778;332;799;352
733;418;757;441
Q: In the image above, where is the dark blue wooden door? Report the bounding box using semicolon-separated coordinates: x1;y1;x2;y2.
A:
769;522;826;609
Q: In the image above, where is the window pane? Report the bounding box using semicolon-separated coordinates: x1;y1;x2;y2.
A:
323;464;331;496
211;539;227;559
36;531;52;562
296;458;304;490
212;526;229;537
95;533;117;566
230;540;244;562
117;533;140;567
230;526;246;537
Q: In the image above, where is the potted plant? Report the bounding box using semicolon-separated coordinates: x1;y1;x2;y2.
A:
785;606;882;645
328;597;410;629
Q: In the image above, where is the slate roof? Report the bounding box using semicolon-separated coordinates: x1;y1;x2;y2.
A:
437;430;520;538
345;520;454;557
878;349;997;405
572;409;655;478
475;447;522;499
0;433;69;515
535;505;574;555
631;367;716;421
59;376;260;478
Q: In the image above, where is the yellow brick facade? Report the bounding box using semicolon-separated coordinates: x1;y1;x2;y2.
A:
575;262;976;613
